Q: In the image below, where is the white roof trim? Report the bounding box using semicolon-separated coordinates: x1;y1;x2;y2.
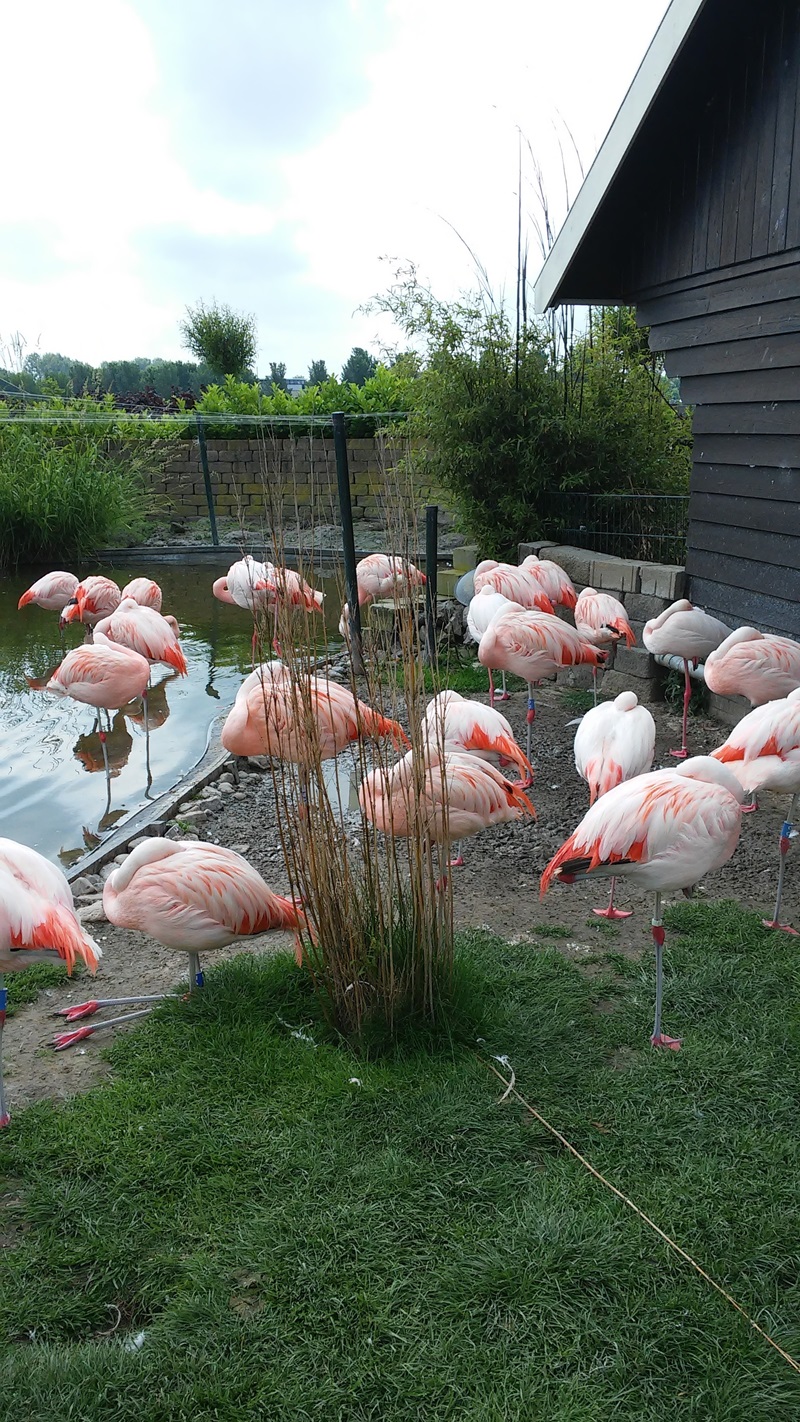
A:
533;0;708;312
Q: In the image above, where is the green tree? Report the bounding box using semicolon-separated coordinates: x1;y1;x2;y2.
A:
307;359;329;386
269;361;287;392
180;301;257;382
341;347;377;387
371;268;690;557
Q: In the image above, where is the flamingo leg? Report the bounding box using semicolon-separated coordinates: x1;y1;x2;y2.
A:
54;995;172;1021
98;717;112;816
592;665;598;708
741;791;759;814
650;893;681;1049
593;875;633;921
525;686;536;767
448;840;464;869
763;794;799;935
52;1008;153;1050
0;976;9;1128
669;660;691;759
143;689;153;795
488;668;495;707
188;952;205;990
499;670;510;702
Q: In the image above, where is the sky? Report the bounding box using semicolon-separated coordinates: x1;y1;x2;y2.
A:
1;0;671;379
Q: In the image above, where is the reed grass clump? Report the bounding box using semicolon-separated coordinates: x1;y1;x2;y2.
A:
242;428;455;1046
0;418;159;569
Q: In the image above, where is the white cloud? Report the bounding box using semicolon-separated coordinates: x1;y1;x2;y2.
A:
0;0;669;375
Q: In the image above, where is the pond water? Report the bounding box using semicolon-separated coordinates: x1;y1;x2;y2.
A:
0;558;343;867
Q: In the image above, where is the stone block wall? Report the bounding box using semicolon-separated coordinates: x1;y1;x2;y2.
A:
518;538;746;727
148;436;450;528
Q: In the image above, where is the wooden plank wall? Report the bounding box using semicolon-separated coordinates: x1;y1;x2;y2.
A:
630;2;800;637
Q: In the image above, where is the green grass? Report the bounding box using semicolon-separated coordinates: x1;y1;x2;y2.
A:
392;657;527;697
2;904;800;1419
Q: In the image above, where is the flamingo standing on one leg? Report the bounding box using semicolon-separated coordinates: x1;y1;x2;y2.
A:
17;571;79;614
478;607;605;767
712;687;800;933
643;599;731;759
473;561;554;614
573;691;656;918
541;757;745;1048
465;588;525;702
421;690;534;863
53;840;305;1047
575;588;636;706
93;599;188;676
0;838;100;1121
43;642;152;811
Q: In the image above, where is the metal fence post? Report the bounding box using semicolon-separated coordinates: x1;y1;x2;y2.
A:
425;504;438;666
195;412;219;547
332;411;364;675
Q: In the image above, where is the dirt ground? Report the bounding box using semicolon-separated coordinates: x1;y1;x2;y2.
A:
4;680;792;1117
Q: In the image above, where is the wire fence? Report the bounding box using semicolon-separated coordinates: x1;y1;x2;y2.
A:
541;492;689;566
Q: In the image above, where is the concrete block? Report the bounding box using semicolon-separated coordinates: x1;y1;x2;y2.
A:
597;668;662;701
707;691;751;730
451;544;477;572
517;541;559;559
555;664;595;691
639;563;685;599
591;558;641;594
613;645;655;679
623;591;674;623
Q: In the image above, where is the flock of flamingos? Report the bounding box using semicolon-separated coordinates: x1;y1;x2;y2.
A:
1;547;800;1125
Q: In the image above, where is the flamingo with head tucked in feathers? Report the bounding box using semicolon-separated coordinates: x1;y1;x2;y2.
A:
221;666;408;764
519;555;577;610
573;691;656;918
44;641;152;808
575;588;636;705
338;553;426;641
704;627;800;707
54;839;306;1049
473;561;554;614
0;838;100;1122
541;757;745;1048
478;607;605;766
421;690;534;863
121;577;163;611
643;599;731;758
93;598;187;676
712;687;800;933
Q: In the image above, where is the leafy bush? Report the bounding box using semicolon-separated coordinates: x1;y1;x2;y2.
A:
193;365;415;436
371;269;692;557
0;403;162;568
180;300;257;382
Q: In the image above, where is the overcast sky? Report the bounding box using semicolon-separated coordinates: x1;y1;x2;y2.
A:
1;0;670;378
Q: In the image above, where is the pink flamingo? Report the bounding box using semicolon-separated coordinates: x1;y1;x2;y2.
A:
478;606;605;765
573;691;656;918
712;688;800;933
519;555;577;610
541;757;745;1048
422;691;534;864
338;553;426;640
465;588;525;701
54;839;305;1048
17;571;78;613
705;627;800;707
44;642;152;807
574;588;636;706
221;667;408;764
359;748;535;859
121;577;163;611
1;838;100;1123
93;598;188;676
643;599;731;758
60;575;122;630
473;560;554;614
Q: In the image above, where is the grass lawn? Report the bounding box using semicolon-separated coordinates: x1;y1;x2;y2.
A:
1;903;800;1420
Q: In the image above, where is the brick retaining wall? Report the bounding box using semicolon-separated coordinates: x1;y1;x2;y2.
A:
149;436;449;527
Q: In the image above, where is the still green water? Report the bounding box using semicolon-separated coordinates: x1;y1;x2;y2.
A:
0;558;342;866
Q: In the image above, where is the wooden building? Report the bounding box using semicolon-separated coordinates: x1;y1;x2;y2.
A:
534;0;800;637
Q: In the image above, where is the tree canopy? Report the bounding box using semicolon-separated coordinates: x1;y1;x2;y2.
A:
341;347;378;387
180;301;257;382
307;359;329;386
